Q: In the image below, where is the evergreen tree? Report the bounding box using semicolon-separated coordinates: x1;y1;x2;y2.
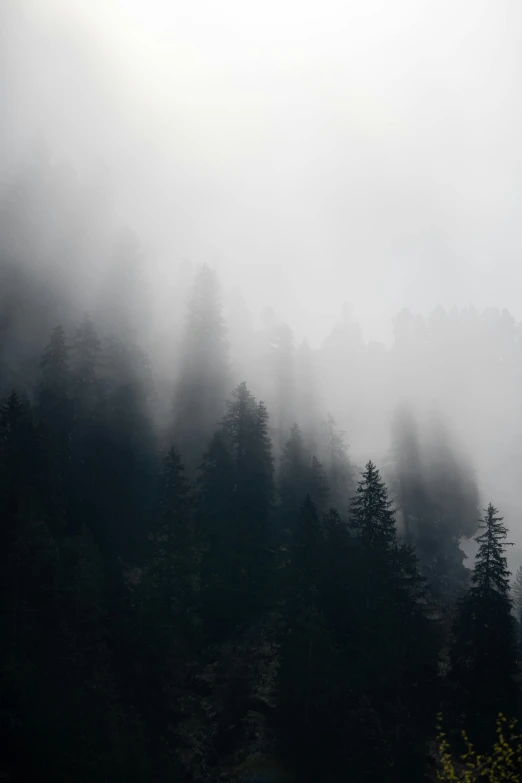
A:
321;506;356;643
513;565;522;617
0;391;39;550
198;383;275;636
423;409;480;540
347;461;440;781
277;495;346;783
287;495;324;609
197;430;239;638
269;323;295;456
277;604;342;783
449;504;519;745
389;403;425;545
173;264;230;469
295;339;320;450
319;414;355;518
279;423;329;524
349;460;396;551
149;447;195;606
37;324;73;470
389;403;470;606
90;336;157;559
513;565;522;658
71;314;102;397
39;324;70;408
130;450;195;757
68;315;104;534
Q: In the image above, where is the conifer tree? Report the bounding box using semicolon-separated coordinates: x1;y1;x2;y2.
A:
131;449;195;744
449;504;518;744
295;339;320;450
37;324;72;469
270;323;295;455
277;494;347;783
389;403;425;545
347;461;439;780
40;324;70;390
319;414;355;519
389;404;470;606
349;460;396;551
72;314;102;396
149;447;194;607
197;430;239;638
513;565;522;658
221;381;258;469
279;424;329;524
288;495;324;609
198;383;275;635
277;604;342;783
90;336;156;559
513;565;522;617
424;409;479;540
68;315;104;534
321;507;356;642
0;391;39;546
173;264;230;469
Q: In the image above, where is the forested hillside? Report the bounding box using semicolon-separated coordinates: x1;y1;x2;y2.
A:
1;151;522;782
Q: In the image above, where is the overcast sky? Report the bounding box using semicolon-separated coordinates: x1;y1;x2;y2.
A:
2;0;521;345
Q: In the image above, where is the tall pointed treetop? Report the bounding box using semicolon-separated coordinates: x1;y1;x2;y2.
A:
349;461;397;550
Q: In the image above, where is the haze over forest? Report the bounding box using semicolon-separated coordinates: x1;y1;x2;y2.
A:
1;2;522;781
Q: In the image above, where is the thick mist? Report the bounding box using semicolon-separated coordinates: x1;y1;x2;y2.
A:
2;5;522;781
1;0;521;574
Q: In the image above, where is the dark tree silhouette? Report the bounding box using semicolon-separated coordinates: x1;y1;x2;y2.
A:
449;504;518;746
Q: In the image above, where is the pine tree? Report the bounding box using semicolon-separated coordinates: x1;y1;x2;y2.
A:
319;414;355;519
270;323;295;455
68;315;104;534
389;404;470;606
37;324;72;451
321;507;356;643
513;565;522;617
131;449;195;747
72;314;102;396
40;324;70;390
250;400;275;525
424;409;480;540
90;336;157;559
149;447;194;607
513;565;522;658
279;424;329;523
288;495;324;609
277;493;345;782
349;460;396;551
389;403;425;545
346;461;440;780
197;431;238;638
277;604;342;783
36;325;73;526
173;264;230;469
295;339;320;450
198;383;275;636
220;381;258;470
0;391;39;547
449;504;518;745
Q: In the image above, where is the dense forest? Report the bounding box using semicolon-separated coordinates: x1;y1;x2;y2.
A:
1;151;522;782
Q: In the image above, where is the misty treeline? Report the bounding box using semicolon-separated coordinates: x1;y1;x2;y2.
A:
1;149;522;783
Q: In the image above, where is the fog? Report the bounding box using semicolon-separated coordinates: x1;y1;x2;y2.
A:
1;0;521;568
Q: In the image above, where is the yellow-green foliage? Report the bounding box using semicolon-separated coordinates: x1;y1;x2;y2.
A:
436;713;522;782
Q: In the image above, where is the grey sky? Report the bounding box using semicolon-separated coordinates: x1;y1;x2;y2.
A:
1;0;522;346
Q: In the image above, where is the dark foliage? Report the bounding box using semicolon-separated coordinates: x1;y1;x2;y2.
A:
0;285;520;782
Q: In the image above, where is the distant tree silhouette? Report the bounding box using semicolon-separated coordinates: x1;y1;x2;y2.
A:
173;264;230;469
